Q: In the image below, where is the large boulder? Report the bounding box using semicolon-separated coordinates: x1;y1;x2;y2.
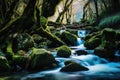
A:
56;45;71;58
101;28;116;41
94;48;115;59
102;41;116;50
0;56;10;72
12;33;34;52
61;31;78;46
29;48;57;70
84;36;101;49
60;60;88;72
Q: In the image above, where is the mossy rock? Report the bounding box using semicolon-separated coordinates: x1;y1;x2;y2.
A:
12;33;34;52
101;28;116;41
84;36;101;49
56;45;71;58
13;55;29;69
60;61;88;72
29;48;56;70
94;49;115;59
61;31;78;46
83;32;101;41
0;56;10;72
103;41;116;50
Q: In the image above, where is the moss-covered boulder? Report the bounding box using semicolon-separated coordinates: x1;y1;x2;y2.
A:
94;48;115;59
60;60;88;72
103;41;116;50
0;56;10;72
101;28;116;41
56;45;71;58
13;55;29;69
75;50;88;55
13;33;34;52
61;31;78;46
29;48;56;70
84;36;101;49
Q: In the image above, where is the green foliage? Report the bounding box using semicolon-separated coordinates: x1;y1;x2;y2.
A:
99;13;120;28
56;45;71;58
0;56;10;72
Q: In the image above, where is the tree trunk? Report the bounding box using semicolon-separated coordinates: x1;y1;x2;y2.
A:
93;0;99;25
0;0;64;48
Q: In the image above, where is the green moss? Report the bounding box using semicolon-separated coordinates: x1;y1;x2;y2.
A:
0;56;10;72
40;16;48;26
7;42;14;55
84;36;101;49
29;48;56;70
61;31;78;46
56;45;71;58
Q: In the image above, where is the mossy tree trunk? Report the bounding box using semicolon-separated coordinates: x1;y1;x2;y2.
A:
0;0;64;52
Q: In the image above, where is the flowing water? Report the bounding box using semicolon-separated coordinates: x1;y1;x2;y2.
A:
2;30;120;80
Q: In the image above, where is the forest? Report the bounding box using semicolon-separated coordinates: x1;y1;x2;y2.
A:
0;0;120;80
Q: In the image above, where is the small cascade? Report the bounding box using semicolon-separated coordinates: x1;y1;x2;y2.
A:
71;54;108;66
76;38;84;46
77;30;89;37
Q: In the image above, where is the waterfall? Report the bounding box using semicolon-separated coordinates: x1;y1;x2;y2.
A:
76;38;84;46
77;30;89;37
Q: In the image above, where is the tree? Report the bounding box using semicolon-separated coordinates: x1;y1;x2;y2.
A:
56;0;73;23
0;0;65;52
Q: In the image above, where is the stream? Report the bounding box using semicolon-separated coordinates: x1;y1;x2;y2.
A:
2;30;120;80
